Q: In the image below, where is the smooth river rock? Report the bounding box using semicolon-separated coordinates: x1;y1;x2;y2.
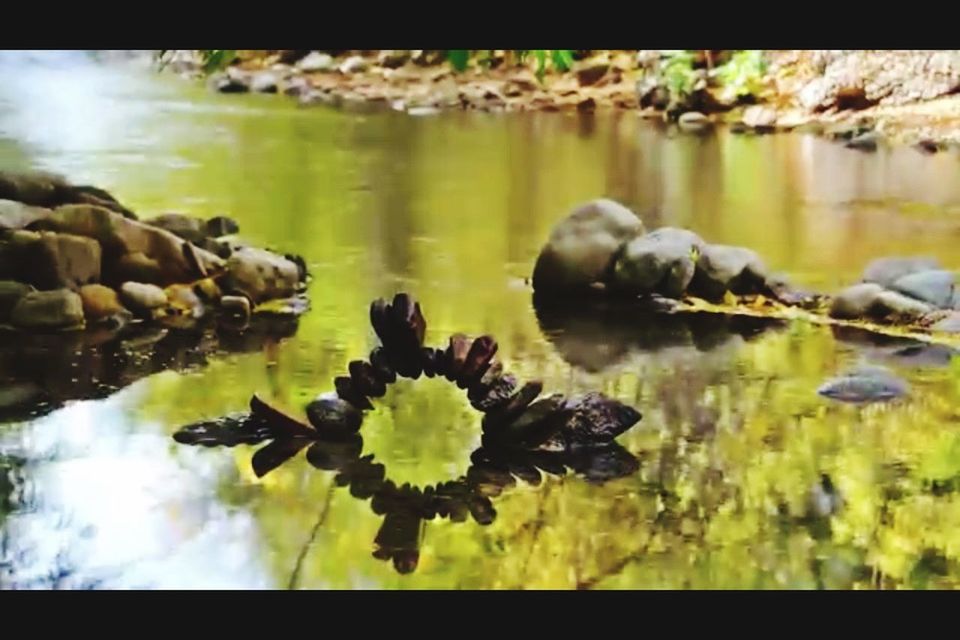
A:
689;244;768;300
890;269;955;309
817;365;909;403
862;256;941;289
532;199;644;294
611;227;703;298
10;289;84;329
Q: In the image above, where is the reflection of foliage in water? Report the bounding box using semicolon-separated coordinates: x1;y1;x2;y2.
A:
4;77;959;587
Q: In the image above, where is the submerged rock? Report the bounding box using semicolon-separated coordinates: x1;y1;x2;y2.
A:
817;365;908;403
532;199;644;294
10;289;84;329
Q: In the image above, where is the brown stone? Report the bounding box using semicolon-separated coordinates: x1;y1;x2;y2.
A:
79;284;127;322
2;230;101;291
457;335;498;389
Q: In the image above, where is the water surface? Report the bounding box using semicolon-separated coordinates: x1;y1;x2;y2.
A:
2;52;960;589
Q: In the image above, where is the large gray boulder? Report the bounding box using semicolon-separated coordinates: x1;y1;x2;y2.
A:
611;228;704;298
532;199;644;294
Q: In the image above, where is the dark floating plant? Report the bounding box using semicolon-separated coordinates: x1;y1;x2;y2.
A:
173;293;643;574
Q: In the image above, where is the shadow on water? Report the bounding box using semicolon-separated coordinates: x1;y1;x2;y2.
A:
0;314;301;423
532;295;786;373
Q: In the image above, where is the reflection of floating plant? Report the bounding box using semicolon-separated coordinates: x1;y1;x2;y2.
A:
173;293;643;574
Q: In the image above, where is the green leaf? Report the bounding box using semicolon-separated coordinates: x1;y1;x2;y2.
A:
534;50;547;80
447;50;470;72
551;49;574;72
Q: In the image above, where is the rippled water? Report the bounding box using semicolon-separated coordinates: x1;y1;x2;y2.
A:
2;52;960;589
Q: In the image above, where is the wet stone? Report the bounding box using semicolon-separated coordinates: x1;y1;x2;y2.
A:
471;372;518;413
457;335;498;389
817;365;909;404
483;380;544;432
421;347;442;378
305;392;364;435
369;347;397;384
444;333;473;382
495;394;572;448
335;375;374;411
862;256;941;289
349;360;387;398
561;392;643;447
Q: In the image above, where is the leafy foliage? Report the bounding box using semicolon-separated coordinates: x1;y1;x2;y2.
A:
715;49;768;99
659;50;700;98
446;50;575;80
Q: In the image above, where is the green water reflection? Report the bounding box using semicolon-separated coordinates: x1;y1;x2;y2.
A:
2;55;960;588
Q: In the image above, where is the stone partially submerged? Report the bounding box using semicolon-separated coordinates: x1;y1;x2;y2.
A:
817;365;909;404
532;199;644;294
532;199;789;305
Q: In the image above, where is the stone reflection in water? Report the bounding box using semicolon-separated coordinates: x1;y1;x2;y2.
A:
0;312;300;423
831;325;958;369
174;415;638;575
533;296;785;372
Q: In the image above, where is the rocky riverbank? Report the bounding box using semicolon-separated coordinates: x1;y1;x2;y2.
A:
0;170;309;334
163;50;960;150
